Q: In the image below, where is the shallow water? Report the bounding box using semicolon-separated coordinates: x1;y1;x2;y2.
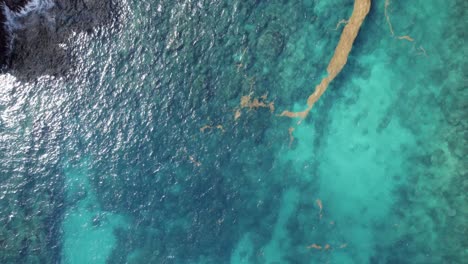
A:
0;0;466;263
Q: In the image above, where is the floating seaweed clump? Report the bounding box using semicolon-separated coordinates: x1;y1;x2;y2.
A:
235;94;275;120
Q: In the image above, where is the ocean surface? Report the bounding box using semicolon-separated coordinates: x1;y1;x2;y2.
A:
0;0;466;263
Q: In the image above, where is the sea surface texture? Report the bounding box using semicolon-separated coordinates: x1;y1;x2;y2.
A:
0;0;466;263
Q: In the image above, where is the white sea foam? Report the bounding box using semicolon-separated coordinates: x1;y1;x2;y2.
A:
10;0;54;17
1;0;55;57
1;4;14;56
2;0;54;31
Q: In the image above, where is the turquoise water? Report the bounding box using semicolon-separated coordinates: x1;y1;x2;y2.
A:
0;0;466;263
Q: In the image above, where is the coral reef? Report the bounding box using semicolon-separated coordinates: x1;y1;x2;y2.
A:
0;0;465;263
256;29;285;59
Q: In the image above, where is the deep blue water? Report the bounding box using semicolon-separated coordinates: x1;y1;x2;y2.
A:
0;0;466;263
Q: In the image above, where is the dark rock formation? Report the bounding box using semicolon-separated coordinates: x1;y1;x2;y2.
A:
5;0;31;13
0;1;12;69
0;0;32;70
0;0;119;78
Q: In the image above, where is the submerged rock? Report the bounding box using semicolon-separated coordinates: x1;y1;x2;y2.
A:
447;208;457;217
256;29;285;59
430;149;446;166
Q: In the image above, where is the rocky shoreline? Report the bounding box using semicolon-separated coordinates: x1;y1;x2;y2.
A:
1;0;118;77
0;0;32;70
0;1;11;69
4;0;31;13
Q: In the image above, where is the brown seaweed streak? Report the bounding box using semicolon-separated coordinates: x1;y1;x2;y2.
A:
280;0;371;123
385;0;418;44
385;0;395;36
